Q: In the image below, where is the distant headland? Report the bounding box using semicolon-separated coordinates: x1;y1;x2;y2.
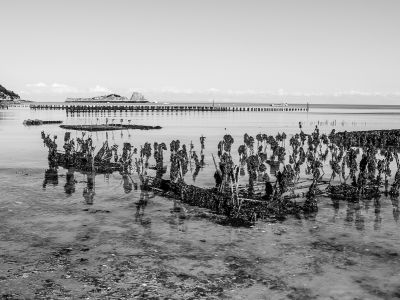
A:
0;84;21;101
65;91;150;103
0;84;31;105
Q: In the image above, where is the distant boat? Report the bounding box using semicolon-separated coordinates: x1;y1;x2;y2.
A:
271;103;288;107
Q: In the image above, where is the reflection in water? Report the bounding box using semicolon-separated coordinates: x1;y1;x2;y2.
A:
83;173;95;205
330;198;340;222
122;174;133;193
392;197;400;223
42;163;145;206
354;201;365;231
64;168;76;195
345;202;355;226
135;183;155;226
374;196;382;231
170;200;188;232
43;167;58;188
340;196;383;231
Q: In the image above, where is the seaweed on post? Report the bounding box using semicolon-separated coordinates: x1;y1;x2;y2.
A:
39;127;400;227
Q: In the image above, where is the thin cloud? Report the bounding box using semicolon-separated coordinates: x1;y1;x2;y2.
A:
127;87;148;94
159;87;195;94
51;83;78;94
146;88;400;98
25;82;78;94
26;82;47;87
332;91;400;97
89;85;112;93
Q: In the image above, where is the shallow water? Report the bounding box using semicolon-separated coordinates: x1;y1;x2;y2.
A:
1;106;400;299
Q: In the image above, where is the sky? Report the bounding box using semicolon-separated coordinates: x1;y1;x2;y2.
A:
1;0;400;103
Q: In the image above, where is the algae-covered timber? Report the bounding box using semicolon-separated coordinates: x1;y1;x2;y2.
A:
41;131;134;175
59;124;162;131
40;131;303;226
40;125;400;227
333;129;400;148
23;119;63;126
147;176;302;226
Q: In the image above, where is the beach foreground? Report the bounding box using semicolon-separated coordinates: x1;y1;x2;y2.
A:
1;166;400;299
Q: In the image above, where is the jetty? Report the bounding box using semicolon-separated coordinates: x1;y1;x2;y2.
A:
30;103;309;113
1;103;30;109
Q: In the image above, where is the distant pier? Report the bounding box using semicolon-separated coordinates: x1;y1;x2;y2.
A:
0;103;30;109
30;103;309;113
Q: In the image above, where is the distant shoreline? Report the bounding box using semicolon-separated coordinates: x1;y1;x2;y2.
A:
28;102;400;109
0;99;33;103
64;100;150;104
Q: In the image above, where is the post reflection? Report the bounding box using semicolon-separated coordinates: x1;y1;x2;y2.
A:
392;196;400;223
135;180;154;226
122;173;133;194
83;173;95;205
374;196;382;231
43;167;58;188
64;168;76;195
